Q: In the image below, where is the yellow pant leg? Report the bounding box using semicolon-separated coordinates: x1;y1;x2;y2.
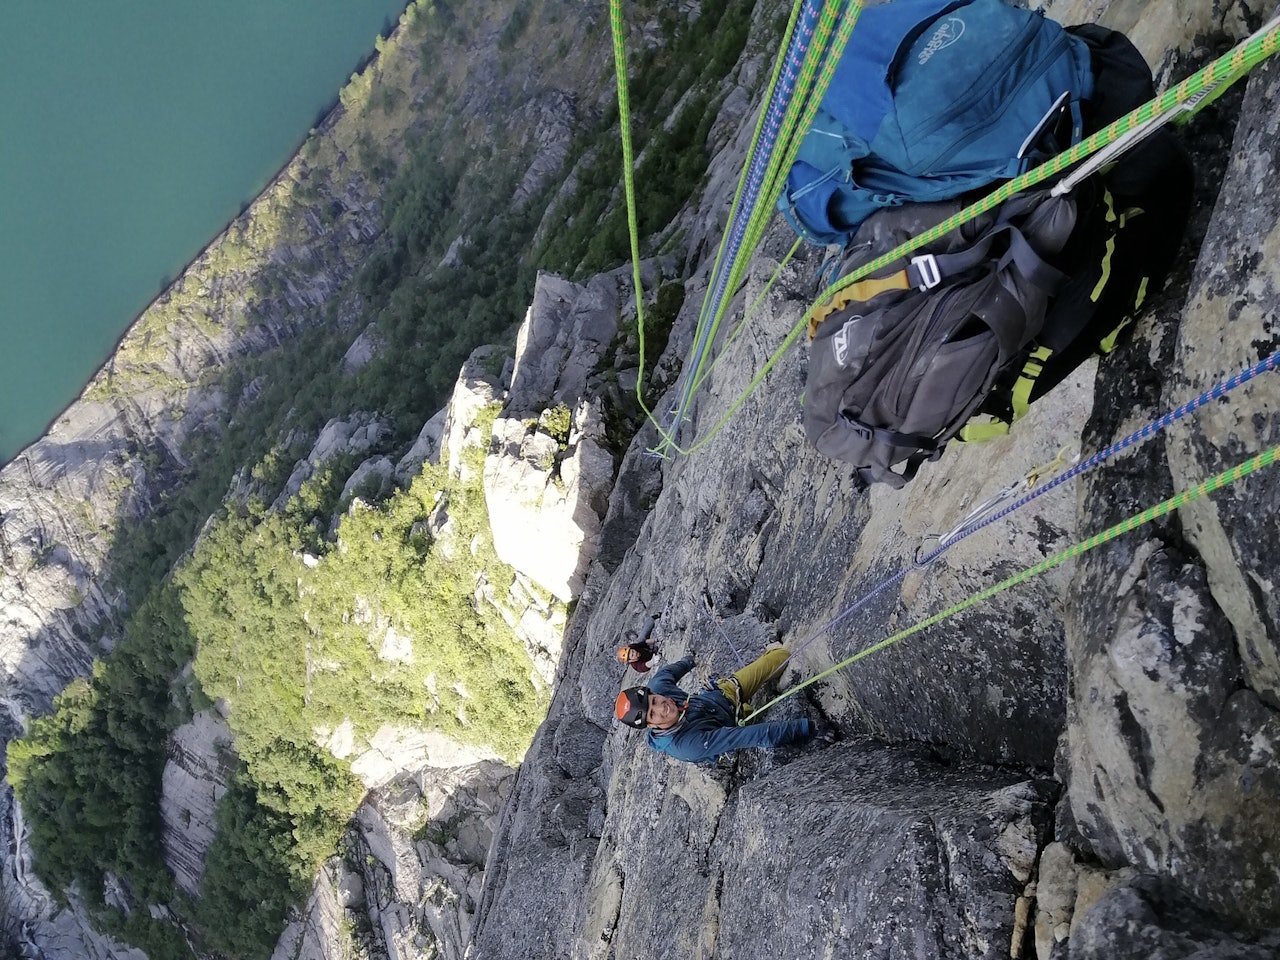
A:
730;647;790;703
716;678;748;717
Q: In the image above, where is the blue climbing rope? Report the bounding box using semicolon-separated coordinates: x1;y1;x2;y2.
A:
778;349;1280;664
655;0;849;454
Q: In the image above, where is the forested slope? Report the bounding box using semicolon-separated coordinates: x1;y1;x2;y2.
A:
0;1;765;957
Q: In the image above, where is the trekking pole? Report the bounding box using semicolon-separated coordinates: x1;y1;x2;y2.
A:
1053;11;1280;196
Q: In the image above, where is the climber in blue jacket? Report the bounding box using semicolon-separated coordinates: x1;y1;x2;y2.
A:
614;646;832;763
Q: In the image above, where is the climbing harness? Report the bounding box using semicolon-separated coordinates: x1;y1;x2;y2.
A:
699;674;753;722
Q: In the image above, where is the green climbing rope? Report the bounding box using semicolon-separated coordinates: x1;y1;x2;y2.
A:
683;15;1280;457
608;0;652;417
657;0;861;456
806;16;1280;328
610;7;1278;457
745;441;1280;723
683;3;863;414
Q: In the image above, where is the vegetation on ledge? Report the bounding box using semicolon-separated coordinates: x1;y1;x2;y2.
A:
7;0;766;955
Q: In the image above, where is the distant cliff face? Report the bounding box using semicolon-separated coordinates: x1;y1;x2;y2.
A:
5;1;1280;959
466;3;1280;960
0;0;611;726
0;1;620;956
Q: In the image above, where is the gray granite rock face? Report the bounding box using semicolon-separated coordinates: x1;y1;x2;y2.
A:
712;750;1053;960
1068;876;1280;960
1166;57;1280;706
1063;548;1280;927
159;711;235;898
441;347;506;482
395;408;447;485
505;272;621;416
339;456;395;505
467;6;1280;960
470;700;1058;960
1055;53;1280;944
341;323;383;375
483;272;626;603
485;399;615;604
4;2;1280;959
0;788;148;960
276;761;514;960
511;91;582;208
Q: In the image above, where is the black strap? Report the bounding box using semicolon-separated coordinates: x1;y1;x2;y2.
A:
840;411;940;453
860;445;946;490
926;218;1069;295
1034;187;1126;354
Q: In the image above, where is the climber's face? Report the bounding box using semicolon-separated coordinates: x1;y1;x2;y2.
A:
646;693;680;730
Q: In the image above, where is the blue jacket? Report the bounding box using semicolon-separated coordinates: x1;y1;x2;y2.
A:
643;657;812;763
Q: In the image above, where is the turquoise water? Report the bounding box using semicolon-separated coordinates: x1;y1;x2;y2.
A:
0;1;409;465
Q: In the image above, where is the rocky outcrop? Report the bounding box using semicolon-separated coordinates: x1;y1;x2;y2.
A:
395;410;447;486
321;722;501;792
269;859;356;960
485;398;616;605
476;571;569;686
484;271;655;603
274;413;392;509
441;348;507;482
160;711;235;898
342;324;383;375
340;456;395;504
1064;876;1280;959
274;760;514;960
503;273;621;415
1166;56;1280;705
511;92;583;208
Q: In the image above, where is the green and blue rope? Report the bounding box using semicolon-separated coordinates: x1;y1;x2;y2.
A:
688;15;1280;456
747;439;1280;722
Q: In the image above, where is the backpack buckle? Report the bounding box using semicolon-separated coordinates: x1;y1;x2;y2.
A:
910;254;941;291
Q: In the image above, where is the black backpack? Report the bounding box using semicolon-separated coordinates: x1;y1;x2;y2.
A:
801;25;1193;488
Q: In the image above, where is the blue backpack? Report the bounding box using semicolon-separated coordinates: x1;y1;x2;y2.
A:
779;0;1095;245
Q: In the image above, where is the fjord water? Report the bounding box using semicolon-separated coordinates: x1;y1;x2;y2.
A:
0;1;408;465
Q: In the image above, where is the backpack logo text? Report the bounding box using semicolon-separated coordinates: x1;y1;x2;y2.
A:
917;17;966;65
832;316;862;367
